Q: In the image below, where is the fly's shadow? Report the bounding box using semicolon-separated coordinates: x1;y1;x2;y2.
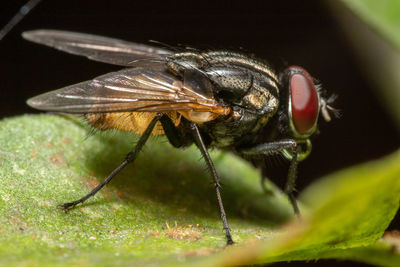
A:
78;127;292;226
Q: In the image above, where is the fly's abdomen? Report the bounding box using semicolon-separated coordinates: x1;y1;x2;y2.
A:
85;112;181;135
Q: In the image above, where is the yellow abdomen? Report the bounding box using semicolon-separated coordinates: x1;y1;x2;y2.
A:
86;112;181;135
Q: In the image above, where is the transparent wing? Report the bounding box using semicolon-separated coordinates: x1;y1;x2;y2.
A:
22;29;172;66
27;64;228;115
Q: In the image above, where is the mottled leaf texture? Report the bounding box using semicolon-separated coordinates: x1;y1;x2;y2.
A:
0;114;399;266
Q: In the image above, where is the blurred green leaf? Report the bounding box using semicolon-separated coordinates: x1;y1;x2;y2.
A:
332;0;400;128
339;0;400;51
197;140;400;266
1;114;399;266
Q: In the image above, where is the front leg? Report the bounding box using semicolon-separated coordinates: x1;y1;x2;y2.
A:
239;140;301;215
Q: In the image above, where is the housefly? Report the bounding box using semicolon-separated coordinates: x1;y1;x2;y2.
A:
24;29;336;245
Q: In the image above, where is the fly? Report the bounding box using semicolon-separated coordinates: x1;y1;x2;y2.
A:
24;29;337;245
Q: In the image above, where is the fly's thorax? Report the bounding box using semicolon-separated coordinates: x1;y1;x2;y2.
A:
168;50;281;116
200;100;278;148
202;85;279;148
166;52;205;76
231;75;280;137
200;70;279;148
242;75;279;113
166;50;282;148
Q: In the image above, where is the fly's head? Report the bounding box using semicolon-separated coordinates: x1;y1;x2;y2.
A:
279;65;337;161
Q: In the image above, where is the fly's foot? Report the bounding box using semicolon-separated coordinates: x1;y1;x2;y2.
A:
224;227;234;245
58;201;80;212
226;238;235;246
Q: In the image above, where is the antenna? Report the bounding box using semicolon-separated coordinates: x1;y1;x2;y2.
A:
0;0;42;41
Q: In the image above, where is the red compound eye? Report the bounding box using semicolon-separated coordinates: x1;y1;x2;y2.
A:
289;66;319;135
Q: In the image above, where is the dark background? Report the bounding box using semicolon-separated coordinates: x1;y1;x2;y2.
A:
1;1;399;266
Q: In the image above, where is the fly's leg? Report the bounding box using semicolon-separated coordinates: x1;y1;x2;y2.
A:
59;113;163;210
190;123;234;245
240;140;301;216
285;149;300;215
159;115;185;148
163;118;234;244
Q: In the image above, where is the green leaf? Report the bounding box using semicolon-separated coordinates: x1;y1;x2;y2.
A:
196;140;400;266
331;0;400;128
0;114;292;266
1;114;399;266
338;0;400;51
